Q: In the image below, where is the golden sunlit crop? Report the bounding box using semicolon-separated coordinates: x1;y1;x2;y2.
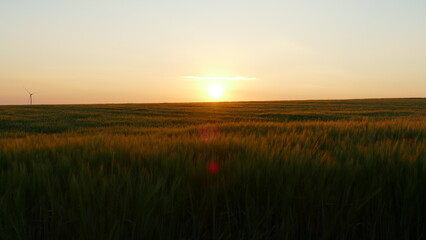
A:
208;84;224;99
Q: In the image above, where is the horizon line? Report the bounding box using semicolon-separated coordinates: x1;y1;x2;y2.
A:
1;97;424;106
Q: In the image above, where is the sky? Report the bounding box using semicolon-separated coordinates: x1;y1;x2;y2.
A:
1;0;425;105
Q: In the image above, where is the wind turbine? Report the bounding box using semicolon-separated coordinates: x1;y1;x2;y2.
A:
24;88;36;105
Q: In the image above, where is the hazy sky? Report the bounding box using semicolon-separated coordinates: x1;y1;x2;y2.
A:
1;0;425;104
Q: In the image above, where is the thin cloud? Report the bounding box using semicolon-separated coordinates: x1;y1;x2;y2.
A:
182;76;257;81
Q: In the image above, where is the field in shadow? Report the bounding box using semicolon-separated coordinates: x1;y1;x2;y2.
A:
0;98;425;239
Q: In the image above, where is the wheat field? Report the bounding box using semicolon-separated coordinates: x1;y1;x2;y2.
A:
0;99;425;239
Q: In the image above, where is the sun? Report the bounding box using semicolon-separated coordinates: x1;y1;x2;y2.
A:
208;84;224;99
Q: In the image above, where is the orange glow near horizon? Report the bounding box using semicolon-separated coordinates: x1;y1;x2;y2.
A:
0;1;425;105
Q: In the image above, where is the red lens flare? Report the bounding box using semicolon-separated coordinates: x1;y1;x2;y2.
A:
208;161;220;174
198;124;219;142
